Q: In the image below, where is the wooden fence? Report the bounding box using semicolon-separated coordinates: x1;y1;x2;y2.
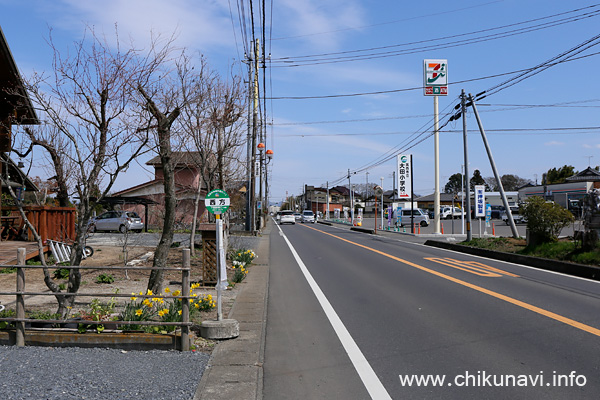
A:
0;248;191;351
3;206;76;243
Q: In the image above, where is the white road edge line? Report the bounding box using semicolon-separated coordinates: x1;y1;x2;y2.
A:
277;224;392;400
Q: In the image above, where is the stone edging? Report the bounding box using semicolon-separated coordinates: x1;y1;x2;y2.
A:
424;240;600;281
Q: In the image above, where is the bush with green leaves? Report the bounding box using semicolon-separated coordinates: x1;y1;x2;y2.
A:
95;273;115;284
520;196;574;243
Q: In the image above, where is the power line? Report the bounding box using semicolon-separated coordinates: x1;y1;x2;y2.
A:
268;51;600;100
271;0;505;41
278;126;600;137
270;5;600;66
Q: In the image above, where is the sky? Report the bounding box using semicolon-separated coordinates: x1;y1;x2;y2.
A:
1;0;600;204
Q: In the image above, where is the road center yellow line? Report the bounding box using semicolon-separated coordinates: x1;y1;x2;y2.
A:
302;224;600;338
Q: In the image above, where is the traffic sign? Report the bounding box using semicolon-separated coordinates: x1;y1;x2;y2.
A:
205;189;230;215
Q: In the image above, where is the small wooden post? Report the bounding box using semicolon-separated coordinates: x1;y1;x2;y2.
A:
16;248;26;346
181;249;190;351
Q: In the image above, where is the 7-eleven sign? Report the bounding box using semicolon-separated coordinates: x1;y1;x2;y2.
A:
424;59;448;96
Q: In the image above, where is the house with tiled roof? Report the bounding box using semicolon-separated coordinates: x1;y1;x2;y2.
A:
112;152;211;228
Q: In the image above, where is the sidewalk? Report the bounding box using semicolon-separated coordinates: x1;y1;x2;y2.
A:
194;223;271;400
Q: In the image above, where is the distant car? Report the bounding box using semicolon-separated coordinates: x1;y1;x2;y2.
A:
440;206;465;219
394;208;430;227
501;207;527;225
301;210;315;223
490;205;505;219
92;211;144;233
293;212;302;222
279;210;295;225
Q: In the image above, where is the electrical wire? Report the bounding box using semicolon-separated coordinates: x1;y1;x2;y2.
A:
270;6;600;67
268;51;600;100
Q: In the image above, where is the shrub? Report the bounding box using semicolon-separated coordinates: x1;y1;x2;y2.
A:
520;196;574;243
53;268;70;279
95;273;115;284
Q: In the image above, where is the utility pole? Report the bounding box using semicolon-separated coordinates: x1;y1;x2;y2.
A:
366;171;369;211
469;93;519;239
251;39;260;233
326;181;330;220
348;169;353;225
244;56;252;231
462;90;472;241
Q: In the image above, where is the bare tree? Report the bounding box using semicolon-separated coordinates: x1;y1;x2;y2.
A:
14;26;171;315
178;65;247;254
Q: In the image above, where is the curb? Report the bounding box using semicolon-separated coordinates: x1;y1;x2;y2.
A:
425;240;600;281
350;226;375;234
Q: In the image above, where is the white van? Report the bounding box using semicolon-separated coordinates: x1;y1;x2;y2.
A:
394;208;430;227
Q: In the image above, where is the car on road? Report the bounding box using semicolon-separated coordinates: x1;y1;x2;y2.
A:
91;211;144;233
440;206;465;219
490;205;505;219
501;206;527;225
394;208;430;227
293;212;302;222
279;210;295;225
301;210;315;223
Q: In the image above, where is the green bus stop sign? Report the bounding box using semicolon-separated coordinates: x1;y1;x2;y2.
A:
205;189;230;215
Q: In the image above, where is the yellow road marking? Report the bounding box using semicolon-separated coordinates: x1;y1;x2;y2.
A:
302;224;600;337
425;257;520;277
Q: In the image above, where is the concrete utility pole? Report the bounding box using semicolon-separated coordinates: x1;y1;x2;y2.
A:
380;176;384;228
348;169;353;225
461;90;472;241
251;39;260;232
245;57;253;231
469;94;519;239
326;181;330;220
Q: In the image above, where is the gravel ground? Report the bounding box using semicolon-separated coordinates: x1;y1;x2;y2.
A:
0;345;209;400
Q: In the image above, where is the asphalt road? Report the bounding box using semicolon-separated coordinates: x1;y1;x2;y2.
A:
264;222;600;399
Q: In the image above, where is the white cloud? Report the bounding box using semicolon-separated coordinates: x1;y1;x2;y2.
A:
544;141;564;146
52;0;236;52
276;0;365;49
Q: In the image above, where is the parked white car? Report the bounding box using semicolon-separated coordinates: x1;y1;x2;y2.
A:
501;206;527;225
440;206;465;219
394;208;430;227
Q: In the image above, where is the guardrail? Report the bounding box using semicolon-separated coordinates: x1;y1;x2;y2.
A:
0;248;192;351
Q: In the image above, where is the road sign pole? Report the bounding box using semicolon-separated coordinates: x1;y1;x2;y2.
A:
216;214;223;321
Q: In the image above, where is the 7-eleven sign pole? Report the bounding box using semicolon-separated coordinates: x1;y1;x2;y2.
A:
424;59;448;234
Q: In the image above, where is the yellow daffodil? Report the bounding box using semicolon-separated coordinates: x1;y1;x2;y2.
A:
130;293;137;301
178;310;182;315
135;309;143;316
142;299;152;307
190;299;194;304
164;287;170;293
194;303;200;309
173;290;181;297
207;294;212;300
158;310;165;317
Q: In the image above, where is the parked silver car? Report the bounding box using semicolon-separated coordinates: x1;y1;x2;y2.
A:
91;211;144;233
